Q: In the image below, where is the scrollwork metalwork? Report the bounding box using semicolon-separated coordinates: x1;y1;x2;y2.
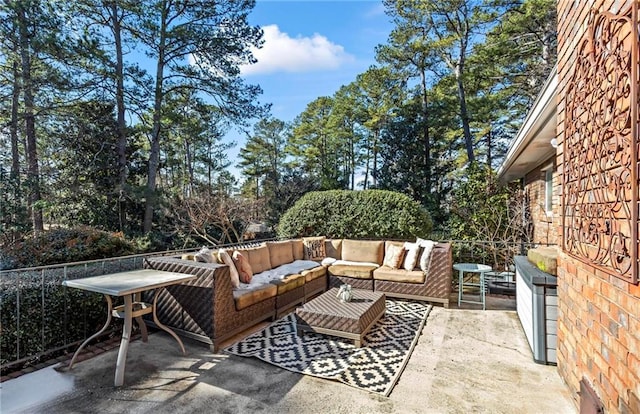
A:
563;3;639;284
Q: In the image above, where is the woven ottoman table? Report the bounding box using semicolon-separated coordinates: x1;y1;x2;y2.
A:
295;288;386;347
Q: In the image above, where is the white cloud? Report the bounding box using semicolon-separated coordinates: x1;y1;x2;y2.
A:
241;24;355;76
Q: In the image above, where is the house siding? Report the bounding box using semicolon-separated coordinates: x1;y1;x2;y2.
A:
557;0;640;412
523;157;558;245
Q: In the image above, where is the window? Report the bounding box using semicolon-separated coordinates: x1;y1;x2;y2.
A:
544;169;553;215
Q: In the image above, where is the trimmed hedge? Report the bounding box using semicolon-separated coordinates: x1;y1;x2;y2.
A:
277;189;432;239
1;227;135;270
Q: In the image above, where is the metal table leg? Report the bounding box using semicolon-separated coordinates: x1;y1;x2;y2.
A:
151;289;187;355
68;295;113;370
114;295;133;386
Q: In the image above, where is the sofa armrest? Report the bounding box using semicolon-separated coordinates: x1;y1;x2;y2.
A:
426;243;453;294
143;257;235;337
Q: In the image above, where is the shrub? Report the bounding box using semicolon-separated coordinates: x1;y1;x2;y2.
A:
277;189;432;239
1;227;136;269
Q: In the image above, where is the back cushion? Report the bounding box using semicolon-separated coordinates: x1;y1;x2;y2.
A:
325;239;342;259
242;244;272;274
341;240;384;265
291;239;304;260
267;240;294;268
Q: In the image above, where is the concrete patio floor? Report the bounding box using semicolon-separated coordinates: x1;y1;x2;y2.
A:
0;295;577;413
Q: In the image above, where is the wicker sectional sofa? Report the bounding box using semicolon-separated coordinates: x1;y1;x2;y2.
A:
325;239;452;308
143;238;452;351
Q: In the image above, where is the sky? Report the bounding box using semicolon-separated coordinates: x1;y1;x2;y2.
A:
225;0;394;177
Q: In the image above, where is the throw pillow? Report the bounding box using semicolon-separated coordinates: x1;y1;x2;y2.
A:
232;250;253;284
302;236;326;261
321;257;337;266
218;249;240;289
383;244;406;269
403;242;421;271
194;246;215;263
416;238;437;272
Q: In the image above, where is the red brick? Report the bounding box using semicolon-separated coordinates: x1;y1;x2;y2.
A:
583;285;596;301
587;274;602;292
618;292;640;316
592;350;608;373
593;293;611;314
599;374;619;411
628;360;640;395
610;276;630;293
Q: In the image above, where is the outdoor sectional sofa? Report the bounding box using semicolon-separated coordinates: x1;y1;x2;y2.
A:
143;238;452;351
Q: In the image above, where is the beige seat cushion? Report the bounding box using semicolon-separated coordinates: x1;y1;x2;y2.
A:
341;239;384;265
328;264;377;279
267;240;294;268
301;266;326;282
270;274;305;294
233;284;277;310
373;266;425;284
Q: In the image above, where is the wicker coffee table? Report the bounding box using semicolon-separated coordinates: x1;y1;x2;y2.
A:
295;288;386;347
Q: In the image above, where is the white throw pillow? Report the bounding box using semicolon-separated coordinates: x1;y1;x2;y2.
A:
321;257;337;266
416;238;437;272
217;249;240;288
194;246;215;263
403;242;421;271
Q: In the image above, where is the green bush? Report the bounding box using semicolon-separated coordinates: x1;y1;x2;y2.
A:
277;189;432;239
1;227;135;269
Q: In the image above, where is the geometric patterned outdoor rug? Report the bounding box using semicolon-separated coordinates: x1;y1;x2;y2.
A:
225;299;432;397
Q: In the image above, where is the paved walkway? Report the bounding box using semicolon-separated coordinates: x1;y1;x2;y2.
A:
0;296;576;414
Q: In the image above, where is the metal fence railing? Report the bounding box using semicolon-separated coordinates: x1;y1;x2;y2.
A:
0;239;271;373
446;240;556;289
447;240;553;271
0;250;190;372
0;238;554;372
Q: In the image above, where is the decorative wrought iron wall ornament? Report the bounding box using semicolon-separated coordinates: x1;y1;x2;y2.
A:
562;3;639;284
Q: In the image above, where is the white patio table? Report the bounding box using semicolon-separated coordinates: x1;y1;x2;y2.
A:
62;269;195;386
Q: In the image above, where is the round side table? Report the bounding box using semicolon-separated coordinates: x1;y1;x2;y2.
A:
454;263;492;310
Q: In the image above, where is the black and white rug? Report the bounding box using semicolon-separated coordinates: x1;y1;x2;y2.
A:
225;299;432;396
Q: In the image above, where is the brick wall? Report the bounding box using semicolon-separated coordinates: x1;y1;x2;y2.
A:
523;156;558;245
556;0;640;412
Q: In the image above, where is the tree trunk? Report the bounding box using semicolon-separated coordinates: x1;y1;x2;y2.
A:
420;68;431;200
110;2;128;232
143;2;168;234
350;134;355;190
18;4;43;234
363;135;370;190
372;129;379;188
10;59;20;183
486;129;492;168
185;138;194;196
455;64;475;164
